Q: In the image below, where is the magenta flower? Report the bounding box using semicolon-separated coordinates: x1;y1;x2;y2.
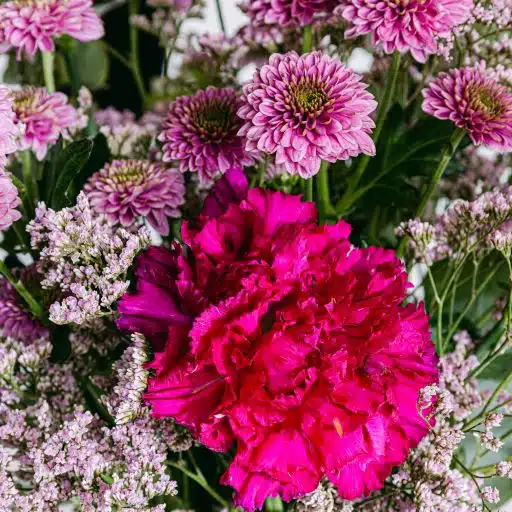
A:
244;0;338;27
0;172;21;232
84;160;186;236
159;86;256;184
238;51;377;178
0;269;48;344
0;87;17;171
422;67;512;152
0;0;104;59
339;0;472;62
12;87;83;160
117;169;439;510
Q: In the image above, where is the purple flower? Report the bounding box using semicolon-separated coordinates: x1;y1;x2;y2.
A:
158;86;257;184
0;271;48;344
338;0;472;62
422;67;512;152
84;159;186;235
238;51;377;178
0;173;21;232
0;0;104;59
0;87;17;172
94;107;136;128
12;87;83;160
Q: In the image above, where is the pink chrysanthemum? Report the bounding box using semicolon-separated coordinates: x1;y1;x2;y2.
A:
158;86;256;184
117;169;439;511
0;269;48;344
338;0;472;62
0;0;104;59
11;87;82;160
422;67;512;152
238;51;377;178
0;172;21;232
243;0;337;27
0;87;17;171
84;160;186;236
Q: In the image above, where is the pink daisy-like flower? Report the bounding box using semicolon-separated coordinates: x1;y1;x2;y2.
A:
238;51;377;178
422;67;512;152
0;0;104;59
11;87;82;160
0;172;21;232
117;168;439;511
84;160;186;236
244;0;338;27
339;0;472;62
0;87;17;171
158;86;257;184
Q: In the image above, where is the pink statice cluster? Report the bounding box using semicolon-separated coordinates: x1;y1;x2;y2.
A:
94;107;136;128
423;67;512;152
84;159;186;236
27;193;150;325
397;187;512;262
160;86;257;184
0;0;104;59
117;168;439;510
337;0;472;62
11;87;85;160
238;51;377;178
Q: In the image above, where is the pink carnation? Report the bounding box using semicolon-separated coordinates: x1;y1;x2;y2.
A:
158;86;257;184
84;159;186;236
0;0;104;59
238;51;377;178
0;87;17;171
11;87;82;160
117;169;439;510
422;67;512;152
339;0;472;62
243;0;338;27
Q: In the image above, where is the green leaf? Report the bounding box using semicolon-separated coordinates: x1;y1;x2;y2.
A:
66;40;110;91
50;139;93;210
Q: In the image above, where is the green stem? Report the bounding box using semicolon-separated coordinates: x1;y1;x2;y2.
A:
168;462;230;509
316;161;335;223
0;260;44;321
302;25;313;53
397;127;465;258
42;52;56;93
304;178;313;202
21;150;37;212
102;41;132;70
337;52;402;214
214;0;226;34
129;0;148;107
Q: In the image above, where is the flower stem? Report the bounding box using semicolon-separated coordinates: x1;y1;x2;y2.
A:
42;52;56;93
397;127;465;258
215;0;226;34
337;52;402;214
302;25;313;53
316;161;335;223
128;0;148;107
21;150;37;213
304;177;313;202
0;260;44;321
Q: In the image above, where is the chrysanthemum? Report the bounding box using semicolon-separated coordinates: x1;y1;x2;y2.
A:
0;269;48;344
117;169;439;510
11;87;83;160
0;172;21;232
158;86;256;184
422;67;512;152
339;0;472;62
0;0;104;59
0;88;17;171
244;0;338;27
84;160;186;236
238;51;377;178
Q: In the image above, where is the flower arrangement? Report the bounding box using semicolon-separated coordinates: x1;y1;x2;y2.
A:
0;1;511;511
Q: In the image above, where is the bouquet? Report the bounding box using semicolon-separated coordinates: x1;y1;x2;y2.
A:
0;0;511;510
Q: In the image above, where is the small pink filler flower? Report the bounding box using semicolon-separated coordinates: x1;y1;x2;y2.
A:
84;160;186;236
11;87;83;160
339;0;472;62
422;67;512;152
159;86;256;184
238;51;377;178
0;0;104;59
